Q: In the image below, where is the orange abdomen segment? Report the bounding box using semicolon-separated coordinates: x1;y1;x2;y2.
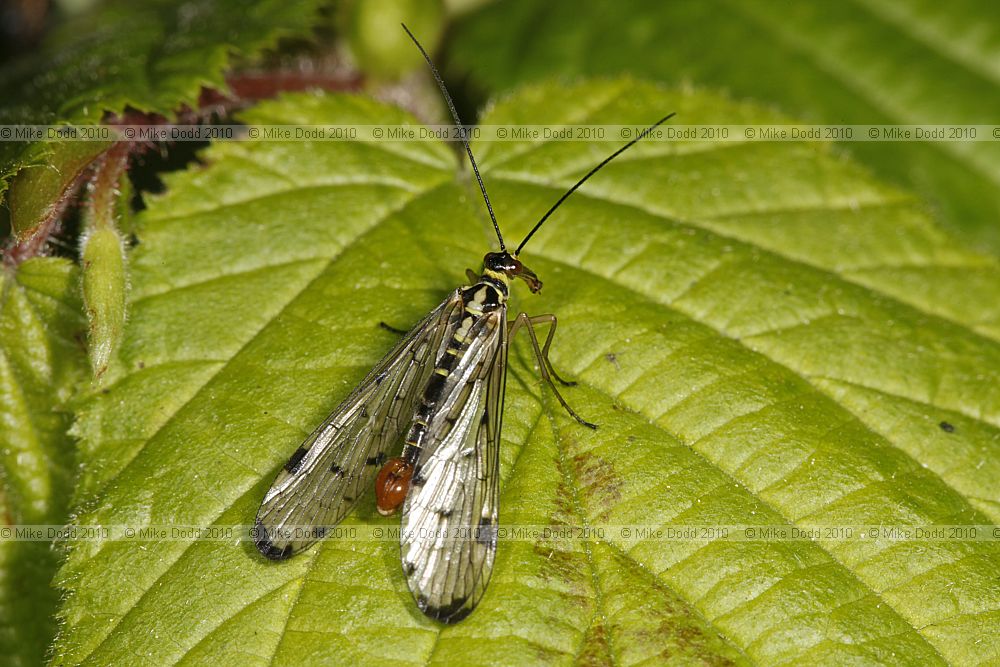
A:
375;457;414;516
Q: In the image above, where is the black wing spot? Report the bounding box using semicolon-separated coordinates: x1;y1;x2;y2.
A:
254;522;293;561
939;421;956;433
436;508;453;518
343;495;354;502
330;463;345;476
403;560;417;576
366;453;387;467
476;516;497;547
411;469;426;488
423;598;473;624
284;447;309;474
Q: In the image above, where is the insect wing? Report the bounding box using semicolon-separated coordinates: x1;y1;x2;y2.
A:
255;291;464;559
400;310;506;622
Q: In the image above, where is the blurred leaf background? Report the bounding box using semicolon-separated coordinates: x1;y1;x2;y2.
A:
445;0;1000;256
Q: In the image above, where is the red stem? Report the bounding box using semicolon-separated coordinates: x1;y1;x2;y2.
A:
2;64;362;266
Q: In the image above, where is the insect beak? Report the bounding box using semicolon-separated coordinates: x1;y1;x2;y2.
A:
516;265;542;293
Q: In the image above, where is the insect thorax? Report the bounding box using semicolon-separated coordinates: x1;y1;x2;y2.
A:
462;280;507;313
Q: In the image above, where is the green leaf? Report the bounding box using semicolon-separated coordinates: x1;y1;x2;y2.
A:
56;82;1000;665
449;0;1000;257
0;258;85;666
0;0;327;238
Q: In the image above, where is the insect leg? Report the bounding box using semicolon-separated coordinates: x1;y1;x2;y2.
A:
379;321;408;335
465;268;479;284
509;312;598;429
518;313;576;386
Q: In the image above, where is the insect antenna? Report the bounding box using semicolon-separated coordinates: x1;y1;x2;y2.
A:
516;112;676;255
401;23;506;252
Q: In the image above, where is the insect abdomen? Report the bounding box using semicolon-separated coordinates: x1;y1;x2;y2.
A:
375;457;414;515
402;351;460;453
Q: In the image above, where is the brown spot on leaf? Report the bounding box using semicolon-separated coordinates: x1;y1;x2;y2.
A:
531;541;587;594
572;452;624;521
655;619;737;665
576;621;613;667
527;641;566;663
617;551;742;665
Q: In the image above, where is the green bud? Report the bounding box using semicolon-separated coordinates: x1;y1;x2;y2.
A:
345;0;445;80
81;225;127;381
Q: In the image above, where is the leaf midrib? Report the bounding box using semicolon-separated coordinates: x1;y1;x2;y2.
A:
506;347;746;664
